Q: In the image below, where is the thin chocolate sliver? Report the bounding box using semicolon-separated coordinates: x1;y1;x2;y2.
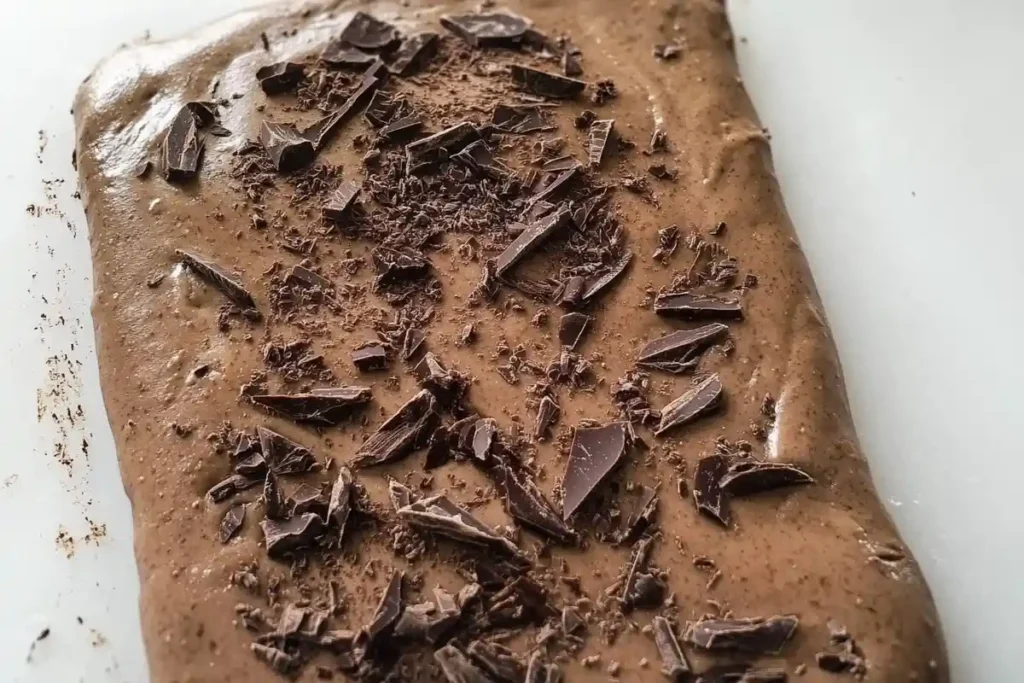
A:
561;422;629;520
440;12;529;48
352;344;388;372
263;470;287;521
652;616;692;681
621;537;666;611
558;312;591;349
285;264;331;291
655;291;744;321
320;42;377;68
494;205;571;278
496;463;576;544
289;484;328;517
207;474;261;503
510;64;586;99
588;119;614;167
562;51;582;77
580;251;633;303
176;250;259;313
365;570;404;649
491;104;555;134
233;452;266;478
327;467;355;540
256;425;317;474
256;61;304;94
162;105;203;182
261;513;325;558
249;386;372;426
693;454;731;525
530;166;578;206
351;389;440;468
616;484;659;545
379;116;423;142
389;32;438;75
541;155;580;173
637;323;728;372
259;120;314;173
405;121;481;174
720;460;814;497
301;73;382;152
452;140;507;178
218;504;246;543
322;180;361;224
401;327;426;360
655;374;724;436
339;11;399;51
533;395;559;439
685;615;799;655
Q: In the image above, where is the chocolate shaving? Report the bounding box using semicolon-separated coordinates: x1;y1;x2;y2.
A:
581;251;632;303
405;122;481;174
218;504;246;543
652;616;692;681
256;425;318;474
655;374;724;436
261;512;325;558
256;61;304;94
249;386;372;426
510;64;586;99
176;250;259;314
495;463;576;544
638;323;728;373
540;155;579;173
494;205;571;278
440;12;529;48
587;119;614;167
353;343;388;371
389;32;439;75
562;51;582;77
561;422;629;520
533;395;559;439
435;644;496;683
322;180;361;224
351;389;440;468
339;12;399;51
686;615;799;655
719;460;814;496
207;473;261;503
285;264;332;292
162;105;204;182
655;291;744;320
693;454;731;525
558;312;591;349
491;104;555;134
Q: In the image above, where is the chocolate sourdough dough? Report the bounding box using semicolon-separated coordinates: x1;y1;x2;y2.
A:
73;0;949;681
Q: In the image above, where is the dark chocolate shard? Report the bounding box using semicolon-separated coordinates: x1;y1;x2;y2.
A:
322;180;361;224
587;119;614;167
615;484;659;545
468;640;523;682
372;246;431;288
405;122;481;174
524;652;561;683
557;276;586;309
261;512;325;558
339;11;399;51
652;616;692;681
259;120;315;173
185;101;217;128
495;464;576;544
561;606;585;635
621;537;666;611
655;374;724;436
453;140;508;178
353;343;388;372
365;570;404;650
256;425;317;474
327;466;355;540
561;422;629;520
413;353;469;407
685;615;799;655
364;90;397;128
530;166;578;206
654;291;744;321
491;104;555;134
533;395;559;439
301;72;382;152
402;327;427;361
351;389;440;468
440;12;529;48
558;312;591;349
581;251;632;303
218;504;246;543
693;454;731;525
176;250;259;314
389;32;439;75
379;116;423;142
510;64;585;99
320;42;377;68
494;205;571;278
435;645;497;683
251;643;299;675
285;264;332;291
289;483;328;517
562;51;582;77
207;473;261;503
637;323;728;373
250;386;372;426
719;460;814;497
256;61;304;95
471;418;497;463
263;471;288;520
540;155;580;173
163;105;204;182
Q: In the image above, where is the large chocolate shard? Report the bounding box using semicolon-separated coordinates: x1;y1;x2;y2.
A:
492;104;555;134
533;395;559;439
495;464;576;544
652;616;692;681
685;615;799;655
435;645;497;683
322;180;361;224
327;466;354;540
440;12;529;48
693;454;731;525
289;483;327;517
530;166;578;206
249;386;372;426
510;64;585;99
655;291;744;320
301;72;382;152
494;205;571;278
719;460;814;496
218;504;246;543
468;641;523;682
176;250;259;313
655;374;724;436
351;389;440;468
256;61;304;94
405;122;481;174
621;537;666;611
561;422;629;520
256;426;317;474
587;119;614;167
637;323;728;373
558;312;591;349
261;512;325;558
259;120;315;173
320;42;378;68
207;474;261;503
163;105;204;182
364;570;404;650
339;12;399;51
389;32;438;75
582;251;632;303
453;140;508;178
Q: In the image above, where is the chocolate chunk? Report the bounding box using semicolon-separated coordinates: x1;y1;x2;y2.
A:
365;570;404;649
693;454;731;525
496;463;576;544
510;64;585;99
285;264;332;291
301;72;382;152
379;116;423;142
638;323;728;373
263;470;288;520
322;180;361;224
435;645;496;683
185;101;217;128
530;166;578;205
395;586;467;645
621;537;666;611
540;155;580;173
405;122;481;174
453;140;507;178
587;119;614;167
218;504;246;543
616;484;659;545
561;422;629;520
562;51;582;77
289;483;328;517
207;473;261;503
533;395;559;439
558;312;591;349
371;246;431;288
686;615;799;655
471;418;498;462
251;643;299;674
557;276;586;309
651;616;692;681
719;460;814;496
259;120;315;173
440;12;529;48
582;251;632;303
654;291;744;320
468;640;523;682
351;389;440;468
352;343;388;372
402;327;427;360
816;650;865;675
655;374;723;436
162;105;204;182
256;61;304;94
261;512;325;558
364;90;397;128
413;353;469;408
176;250;259;313
339;12;399;51
389;32;439;75
494;205;571;278
591;78;618;105
250;386;372;426
524;652;561;683
320;42;377;68
561;606;585;635
324;467;355;543
257;425;318;474
491;104;555;134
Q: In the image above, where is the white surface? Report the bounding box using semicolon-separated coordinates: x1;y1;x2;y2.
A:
0;0;1019;680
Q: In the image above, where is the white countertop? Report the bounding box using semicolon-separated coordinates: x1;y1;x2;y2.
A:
1;0;1020;680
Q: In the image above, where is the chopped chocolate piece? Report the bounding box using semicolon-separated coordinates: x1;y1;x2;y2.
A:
557;276;586;309
494;205;571;278
263;470;288;520
693;454;731;525
533;395;559;439
510;64;585;99
540;155;580;173
379;116;423;142
405;122;481;174
471;417;497;462
440;12;529;48
249;386;372;426
652;616;692;681
300;73;382;152
182;101;217;127
591;78;618;105
176;250;259;313
207;473;261;503
581;251;632;302
558;312;591;349
468;640;523;682
353;344;388;372
256;61;304;95
372;246;431;288
435;644;496;683
162;105;204;182
561;422;629;520
621;537;666;611
524;652;561;683
286;264;332;291
218;504;246;543
365;570;404;649
339;11;399;51
561;606;585;635
389;32;439;75
719;460;814;496
562;51;582;77
320;42;377;68
655;374;724;435
816;650;864;675
738;669;788;682
491;104;555;134
685;615;799;655
256;425;317;474
259;120;315;173
496;463;576;544
453;140;508;178
413;353;469;407
251;643;299;675
654;291;744;320
394;586;466;645
326;467;354;542
261;512;325;558
648;162;676;180
351;389;440;467
402;327;426;360
638;323;728;373
322;180;361;224
616;484;659;545
575;109;597;129
364;90;396;128
530;166;578;205
290;483;328;517
587;119;614;167
425;426;452;470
